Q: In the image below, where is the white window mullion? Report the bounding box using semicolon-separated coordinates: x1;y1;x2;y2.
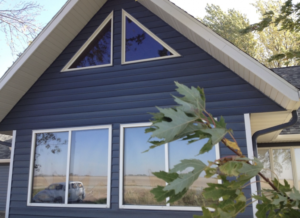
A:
291;148;299;190
269;148;274;180
165;143;170;207
64;130;72;205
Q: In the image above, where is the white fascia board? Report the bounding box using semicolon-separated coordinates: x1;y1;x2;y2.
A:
0;0;78;90
141;0;300;102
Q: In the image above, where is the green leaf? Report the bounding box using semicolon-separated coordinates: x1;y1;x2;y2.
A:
151;107;198;141
150;186;188;203
194;207;214;218
174;81;206;113
272;194;288;205
218;208;232;218
202;183;237;200
238;157;263;178
215;116;226;129
170;159;206;173
199;128;228;154
164;159;206;194
290;187;300;201
219;161;243;177
152;171;179;183
205;167;217;178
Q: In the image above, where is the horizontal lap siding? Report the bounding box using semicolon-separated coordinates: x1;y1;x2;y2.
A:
0;163;9;211
0;0;284;217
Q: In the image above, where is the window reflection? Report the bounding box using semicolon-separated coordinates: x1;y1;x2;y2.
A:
69;129;109;204
123;127;165;206
125;17;173;62
273;149;294;188
70;20;112;69
169;140;218;207
258;149;272;190
31;132;68;204
295;149;300;189
258;148;295;190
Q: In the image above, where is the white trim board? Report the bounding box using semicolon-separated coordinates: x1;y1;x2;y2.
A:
244;114;258;218
0;159;10;163
27;125;112;208
121;9;180;65
119;122;220;211
5;130;16;218
61;11;114;72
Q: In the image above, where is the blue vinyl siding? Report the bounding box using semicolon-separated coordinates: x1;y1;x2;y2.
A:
0;0;284;217
0;163;9;212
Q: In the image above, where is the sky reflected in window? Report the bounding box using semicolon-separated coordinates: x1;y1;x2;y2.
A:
169;139;218;207
123;127;165;206
125;17;173;62
31;132;68;204
69;129;109;204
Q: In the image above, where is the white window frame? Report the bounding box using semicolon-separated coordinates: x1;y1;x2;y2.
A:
61;11;114;72
121;9;181;65
258;146;300;190
0;159;10;163
27;125;112;208
5;130;16;218
119;122;220;211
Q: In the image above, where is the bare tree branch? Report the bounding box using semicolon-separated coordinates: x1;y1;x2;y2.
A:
0;0;43;55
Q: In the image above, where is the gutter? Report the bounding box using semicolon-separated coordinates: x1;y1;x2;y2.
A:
252;110;298;192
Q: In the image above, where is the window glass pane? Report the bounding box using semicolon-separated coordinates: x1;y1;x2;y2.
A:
69;129;109;204
125;17;173;62
258;149;272;190
0;134;12;159
272;149;294;188
169;140;218;207
123;127;165;206
70;20;111;69
31;132;69;204
294;148;300;190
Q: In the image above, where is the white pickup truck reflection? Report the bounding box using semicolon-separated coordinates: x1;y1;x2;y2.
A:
32;181;85;203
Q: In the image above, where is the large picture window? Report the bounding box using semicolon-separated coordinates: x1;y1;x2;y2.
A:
119;123;220;211
258;146;300;191
27;126;112;208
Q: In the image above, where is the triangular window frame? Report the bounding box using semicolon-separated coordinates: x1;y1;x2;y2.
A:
121;9;180;65
62;11;114;72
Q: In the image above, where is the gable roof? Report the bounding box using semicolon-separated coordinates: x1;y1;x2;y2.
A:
272;66;300;135
272;66;300;90
0;0;299;123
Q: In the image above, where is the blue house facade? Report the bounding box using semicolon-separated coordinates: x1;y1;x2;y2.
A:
0;0;300;218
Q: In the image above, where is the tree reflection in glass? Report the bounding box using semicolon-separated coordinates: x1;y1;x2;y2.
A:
295;149;300;189
31;132;68;204
169;140;218;207
70;20;112;69
125;17;173;62
272;149;294;188
258;149;272;190
68;129;109;204
123;127;165;206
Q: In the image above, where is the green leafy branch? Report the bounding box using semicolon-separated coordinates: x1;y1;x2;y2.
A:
145;82;300;217
240;0;300;65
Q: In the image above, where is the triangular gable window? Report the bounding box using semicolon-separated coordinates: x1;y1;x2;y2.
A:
62;12;113;72
122;10;180;64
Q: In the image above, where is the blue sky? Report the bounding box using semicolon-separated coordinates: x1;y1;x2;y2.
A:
0;0;67;77
34;129;109;177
